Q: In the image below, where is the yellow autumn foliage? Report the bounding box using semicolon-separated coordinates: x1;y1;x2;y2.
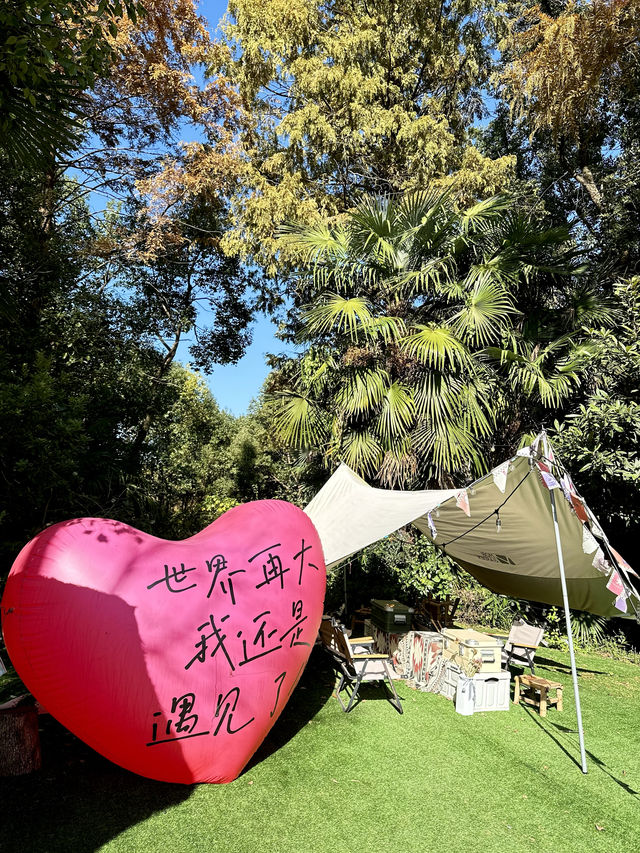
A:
501;0;640;141
212;0;516;272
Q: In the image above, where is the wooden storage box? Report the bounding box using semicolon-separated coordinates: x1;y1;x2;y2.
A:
441;627;503;673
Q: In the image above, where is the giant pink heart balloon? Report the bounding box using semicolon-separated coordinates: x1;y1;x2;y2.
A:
1;501;326;783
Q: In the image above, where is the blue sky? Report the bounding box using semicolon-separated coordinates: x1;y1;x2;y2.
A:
181;1;294;416
179;311;296;417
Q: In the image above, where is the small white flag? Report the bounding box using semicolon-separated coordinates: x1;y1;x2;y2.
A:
582;526;599;555
427;512;437;540
539;470;560;490
492;461;509;493
592;548;609;574
455;489;471;517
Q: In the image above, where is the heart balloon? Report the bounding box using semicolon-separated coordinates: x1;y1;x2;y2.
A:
1;501;326;783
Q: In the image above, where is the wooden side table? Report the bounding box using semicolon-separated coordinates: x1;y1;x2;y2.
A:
514;674;563;717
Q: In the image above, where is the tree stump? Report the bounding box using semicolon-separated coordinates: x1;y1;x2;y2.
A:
0;705;41;775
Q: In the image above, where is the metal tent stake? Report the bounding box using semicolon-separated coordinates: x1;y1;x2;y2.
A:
549;486;588;774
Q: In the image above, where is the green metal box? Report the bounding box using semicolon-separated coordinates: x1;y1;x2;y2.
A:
370;599;415;632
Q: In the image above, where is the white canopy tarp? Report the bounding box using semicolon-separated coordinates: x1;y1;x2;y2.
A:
304;464;456;569
304;439;639;620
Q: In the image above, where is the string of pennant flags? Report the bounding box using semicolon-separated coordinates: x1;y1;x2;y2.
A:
424;433;638;617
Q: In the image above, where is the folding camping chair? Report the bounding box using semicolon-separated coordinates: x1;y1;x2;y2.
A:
501;619;545;674
319;618;403;714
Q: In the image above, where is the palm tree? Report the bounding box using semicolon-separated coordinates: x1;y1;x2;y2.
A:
271;190;594;487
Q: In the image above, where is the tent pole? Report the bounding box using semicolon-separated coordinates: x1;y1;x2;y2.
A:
343;562;348;615
548;486;588;774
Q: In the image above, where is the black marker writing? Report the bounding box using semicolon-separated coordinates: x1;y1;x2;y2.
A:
270;671;287;718
293;539;319;585
213;687;255;736
238;609;283;666
147;563;197;594
185;613;235;672
249;544;290;590
147;693;210;746
206;554;245;604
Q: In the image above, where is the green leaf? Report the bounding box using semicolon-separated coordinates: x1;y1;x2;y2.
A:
399;325;470;370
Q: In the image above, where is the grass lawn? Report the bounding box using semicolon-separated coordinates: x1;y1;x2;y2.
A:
1;641;638;853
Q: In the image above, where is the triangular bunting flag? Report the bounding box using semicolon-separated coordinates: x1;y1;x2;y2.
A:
606;569;624;597
427;512;437;540
582;526;599;555
587;514;604;539
610;546;638;578
539;469;560;490
615;594;628;613
455;489;471;517
592;548;609;574
570;493;589;523
560;473;573;503
492;461;509;494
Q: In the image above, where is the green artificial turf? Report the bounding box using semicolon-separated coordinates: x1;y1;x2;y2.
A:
1;643;638;853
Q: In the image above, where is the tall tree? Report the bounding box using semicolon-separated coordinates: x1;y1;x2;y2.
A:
0;1;259;570
0;157;170;567
270;190;590;486
0;0;142;165
551;277;640;555
210;0;516;270
492;0;640;276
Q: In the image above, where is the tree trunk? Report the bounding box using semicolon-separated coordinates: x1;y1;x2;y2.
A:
0;705;41;776
575;165;603;210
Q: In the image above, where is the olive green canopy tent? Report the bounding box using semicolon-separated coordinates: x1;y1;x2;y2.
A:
304;433;639;772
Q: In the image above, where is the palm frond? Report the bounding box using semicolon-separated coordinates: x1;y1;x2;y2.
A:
413;373;492;438
567;284;618;328
450;279;518;346
335;368;390;417
399;324;471;370
348;196;401;269
357;314;407;343
272;393;328;448
485;335;586;406
396;188;456;253
299;354;340;395
459;195;512;236
397;188;452;231
397;256;456;296
339;429;384;476
414;373;466;423
412;420;485;477
375;382;415;444
278;221;349;267
302;293;374;341
535;372;579;407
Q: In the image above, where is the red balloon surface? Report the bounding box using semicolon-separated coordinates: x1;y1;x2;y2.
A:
1;501;326;783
